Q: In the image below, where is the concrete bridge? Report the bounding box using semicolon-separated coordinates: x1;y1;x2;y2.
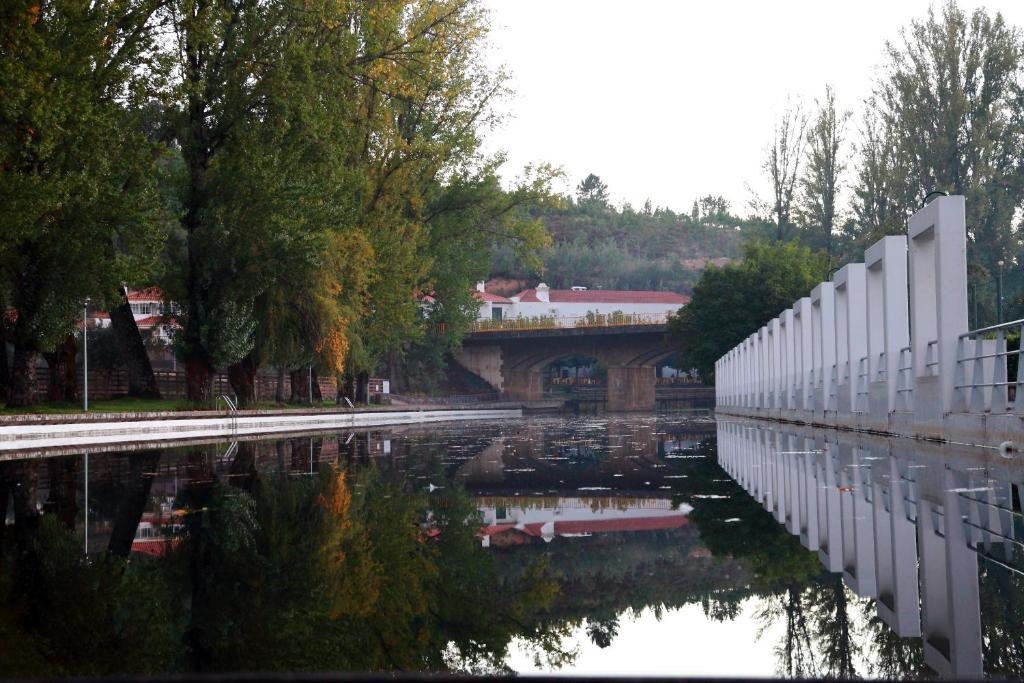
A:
455;324;675;411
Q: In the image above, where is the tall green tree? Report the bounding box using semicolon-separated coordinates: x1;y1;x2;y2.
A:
761;102;808;242
870;1;1024;271
798;86;850;262
0;0;167;406
667;241;827;380
576;173;609;206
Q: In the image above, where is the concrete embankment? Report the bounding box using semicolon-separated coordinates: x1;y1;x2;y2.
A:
0;405;522;456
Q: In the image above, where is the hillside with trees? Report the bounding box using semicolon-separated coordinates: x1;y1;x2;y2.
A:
490;176;759;294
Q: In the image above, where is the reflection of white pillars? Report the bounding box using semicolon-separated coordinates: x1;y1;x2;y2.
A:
800;438;821;552
918;474;983;678
874;456;921;637
908;196;968;414
811;283;836;414
834;264;868;414
841;448;877;597
817;448;844;572
786;434;801;535
795;298;813;411
865;236;910;416
773;431;786;523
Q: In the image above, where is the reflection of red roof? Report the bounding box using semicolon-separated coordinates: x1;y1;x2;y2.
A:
515;289;690;305
135;315;164;327
127;287;163;301
131;538;180;556
473;291;512;304
555;516;688;534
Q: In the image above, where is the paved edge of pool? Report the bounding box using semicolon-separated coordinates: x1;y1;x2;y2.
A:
0;407;523;453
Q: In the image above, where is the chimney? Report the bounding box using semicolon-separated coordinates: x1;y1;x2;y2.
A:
536;282;550;303
476;281;486;293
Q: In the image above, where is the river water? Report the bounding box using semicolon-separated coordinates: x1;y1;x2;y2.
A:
0;413;1021;678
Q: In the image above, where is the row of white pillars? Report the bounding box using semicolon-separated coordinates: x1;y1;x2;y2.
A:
716;196;969;427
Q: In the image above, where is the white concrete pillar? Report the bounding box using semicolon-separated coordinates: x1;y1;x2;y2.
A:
760;327;770;409
770;318;782;409
782;308;796;410
865;236;910;415
811;282;837;414
908;196;969;414
795;298;813;411
833;264;868;414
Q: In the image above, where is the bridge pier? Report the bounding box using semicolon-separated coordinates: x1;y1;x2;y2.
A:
503;371;543;402
607;366;655;412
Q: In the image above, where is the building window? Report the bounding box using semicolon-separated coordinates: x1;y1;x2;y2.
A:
491;306;503;321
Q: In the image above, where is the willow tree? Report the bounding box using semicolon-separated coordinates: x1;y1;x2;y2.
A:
0;0;166;406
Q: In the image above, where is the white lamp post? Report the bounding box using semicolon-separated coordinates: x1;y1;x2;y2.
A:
83;298;90;411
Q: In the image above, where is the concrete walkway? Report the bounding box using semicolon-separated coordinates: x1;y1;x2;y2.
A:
0;406;522;455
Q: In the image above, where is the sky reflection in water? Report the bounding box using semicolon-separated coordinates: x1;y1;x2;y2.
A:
0;413;1022;678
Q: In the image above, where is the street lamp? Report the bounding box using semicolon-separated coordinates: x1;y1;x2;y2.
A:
997;260;1005;325
82;298;90;411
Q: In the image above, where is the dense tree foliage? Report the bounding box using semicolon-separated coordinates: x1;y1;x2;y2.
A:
0;0;555;407
666;241;827;380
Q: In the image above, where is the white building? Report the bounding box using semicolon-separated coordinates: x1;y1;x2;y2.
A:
473;281;689;323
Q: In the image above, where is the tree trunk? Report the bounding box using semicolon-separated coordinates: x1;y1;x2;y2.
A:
310;368;322;402
43;457;78;529
289;368;311;403
0;312;9;403
185;355;215;406
11;461;40;550
275;365;286;403
44;334;78;403
228;442;257;492
109;292;161;399
339;374;356;405
228;354;258;407
107;450;161;557
7;342;38;408
356;370;370;404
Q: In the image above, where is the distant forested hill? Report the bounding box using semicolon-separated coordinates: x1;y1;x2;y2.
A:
489;181;765;294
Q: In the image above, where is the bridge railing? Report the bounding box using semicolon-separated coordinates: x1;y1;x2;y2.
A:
468;312;672;333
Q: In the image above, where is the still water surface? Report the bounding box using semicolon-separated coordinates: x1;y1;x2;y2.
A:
1;414;1022;678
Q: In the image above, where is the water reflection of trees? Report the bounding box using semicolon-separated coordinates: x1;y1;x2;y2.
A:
0;450;570;676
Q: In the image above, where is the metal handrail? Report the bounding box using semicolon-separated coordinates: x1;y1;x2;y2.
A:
960;317;1024;338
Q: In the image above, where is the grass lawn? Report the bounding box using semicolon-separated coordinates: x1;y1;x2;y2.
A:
0;397;344;416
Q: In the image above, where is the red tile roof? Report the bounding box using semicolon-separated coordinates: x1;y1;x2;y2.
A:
515;288;690;305
473;291;512;304
127;286;164;301
135;315;175;328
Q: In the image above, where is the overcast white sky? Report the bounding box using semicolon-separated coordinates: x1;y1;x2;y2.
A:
480;0;1024;216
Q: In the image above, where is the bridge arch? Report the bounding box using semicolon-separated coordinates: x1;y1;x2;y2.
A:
455;324;676;411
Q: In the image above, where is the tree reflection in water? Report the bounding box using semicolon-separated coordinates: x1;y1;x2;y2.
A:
2;417;1023;678
0;448;570;676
